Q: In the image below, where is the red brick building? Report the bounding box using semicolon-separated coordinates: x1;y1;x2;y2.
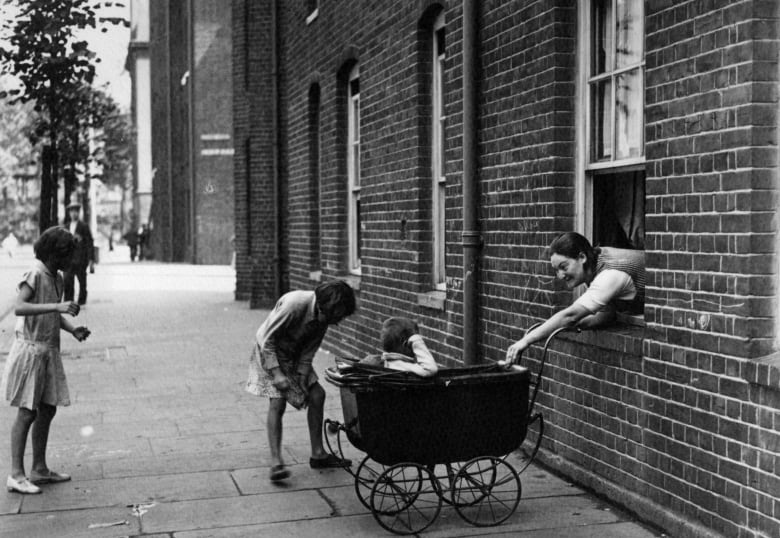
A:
233;1;779;536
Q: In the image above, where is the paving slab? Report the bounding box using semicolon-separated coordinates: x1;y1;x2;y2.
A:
423;494;646;537
101;448;267;479
0;505;141;537
140;490;333;534
19;470;238;513
232;464;356;495
174;513;387;538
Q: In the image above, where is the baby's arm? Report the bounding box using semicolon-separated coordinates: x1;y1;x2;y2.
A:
407;334;438;377
14;283;79;317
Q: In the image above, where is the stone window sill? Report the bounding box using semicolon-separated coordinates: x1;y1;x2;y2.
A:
555;322;645;356
744;352;780;388
417;290;446;311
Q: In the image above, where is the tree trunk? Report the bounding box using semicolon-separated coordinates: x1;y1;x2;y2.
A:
39;145;54;233
63;162;78;223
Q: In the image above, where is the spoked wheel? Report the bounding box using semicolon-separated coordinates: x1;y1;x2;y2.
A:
451;456;521;527
354;455;388;510
370;463;443;535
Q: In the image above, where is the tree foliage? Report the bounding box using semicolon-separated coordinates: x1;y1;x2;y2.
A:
0;0;127;231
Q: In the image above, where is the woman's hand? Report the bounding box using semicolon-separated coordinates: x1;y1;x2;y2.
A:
505;339;529;365
58;301;80;316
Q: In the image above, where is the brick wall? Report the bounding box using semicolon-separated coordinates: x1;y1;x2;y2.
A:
234;1;780;536
232;0;283;304
642;1;780;536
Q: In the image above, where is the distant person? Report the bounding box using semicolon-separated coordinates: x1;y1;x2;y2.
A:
245;280;356;482
138;225;149;261
62;202;94;306
2;233;19;258
1;226;91;494
122;227;140;262
360;317;439;377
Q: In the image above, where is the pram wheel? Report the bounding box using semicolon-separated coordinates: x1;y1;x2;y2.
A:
451;456;521;527
354;455;388;510
370;463;442;535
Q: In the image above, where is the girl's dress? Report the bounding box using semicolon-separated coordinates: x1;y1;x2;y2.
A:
0;260;70;409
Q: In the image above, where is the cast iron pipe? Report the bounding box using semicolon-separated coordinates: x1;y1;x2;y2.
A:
462;0;481;365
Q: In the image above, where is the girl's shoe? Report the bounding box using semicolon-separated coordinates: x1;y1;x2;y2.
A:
6;476;42;494
269;465;290;482
30;470;71;484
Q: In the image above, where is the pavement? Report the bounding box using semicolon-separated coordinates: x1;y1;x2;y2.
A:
0;244;665;537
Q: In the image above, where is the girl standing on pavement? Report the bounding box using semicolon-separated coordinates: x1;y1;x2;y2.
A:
1;226;91;494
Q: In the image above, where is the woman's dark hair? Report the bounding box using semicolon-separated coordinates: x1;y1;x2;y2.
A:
314;280;356;320
34;226;76;263
380;317;419;355
549;232;600;271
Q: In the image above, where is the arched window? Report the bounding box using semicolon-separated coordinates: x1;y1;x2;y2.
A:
431;11;446;288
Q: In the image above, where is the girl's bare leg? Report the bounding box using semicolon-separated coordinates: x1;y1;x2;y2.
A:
267;398;286;466
307;383;326;458
10;408;36;479
31;403;56;474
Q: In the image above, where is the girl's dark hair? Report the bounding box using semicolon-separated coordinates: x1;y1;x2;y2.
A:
549;232;600;271
314;280;356;319
34;226;76;263
380;317;419;355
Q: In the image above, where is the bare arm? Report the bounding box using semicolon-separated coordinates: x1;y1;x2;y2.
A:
14;284;79;317
506;302;592;363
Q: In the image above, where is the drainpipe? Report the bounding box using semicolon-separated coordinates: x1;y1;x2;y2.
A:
271;0;282;299
187;0;196;263
462;0;480;365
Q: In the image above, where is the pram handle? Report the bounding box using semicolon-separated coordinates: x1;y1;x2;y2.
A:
516;323;570;417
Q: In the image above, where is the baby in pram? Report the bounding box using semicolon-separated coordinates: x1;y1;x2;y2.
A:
359;317;439;377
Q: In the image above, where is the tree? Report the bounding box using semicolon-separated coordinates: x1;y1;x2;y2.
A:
0;0;126;232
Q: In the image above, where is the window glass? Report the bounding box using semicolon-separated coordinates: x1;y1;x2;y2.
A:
615;0;643;69
583;0;645;254
615;68;643;160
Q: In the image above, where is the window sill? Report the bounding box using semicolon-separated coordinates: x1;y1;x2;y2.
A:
744;352;780;388
417;290;446;311
556;322;645;356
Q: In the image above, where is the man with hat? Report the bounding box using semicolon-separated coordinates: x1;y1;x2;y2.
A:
63;201;94;305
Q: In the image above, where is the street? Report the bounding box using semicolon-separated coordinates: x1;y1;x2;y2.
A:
0;251;661;537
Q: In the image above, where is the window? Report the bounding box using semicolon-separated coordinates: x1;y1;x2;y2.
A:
347;64;361;274
431;12;446;289
578;0;645;250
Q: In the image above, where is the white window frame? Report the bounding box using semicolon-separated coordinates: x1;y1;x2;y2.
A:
432;12;446;289
576;0;645;238
347;64;361;274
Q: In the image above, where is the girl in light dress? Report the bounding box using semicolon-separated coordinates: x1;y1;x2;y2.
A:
1;226;91;494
